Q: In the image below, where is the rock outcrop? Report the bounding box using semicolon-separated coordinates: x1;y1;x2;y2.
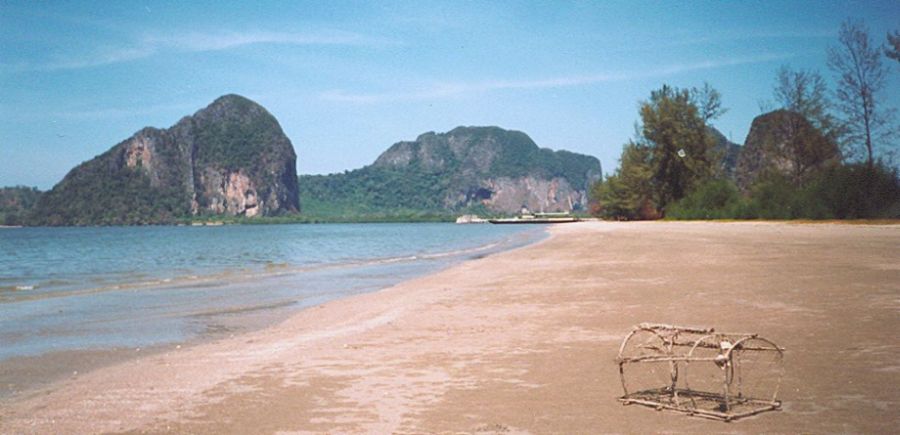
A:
708;127;741;179
453;176;586;213
301;126;601;215
31;95;299;225
373;127;601;212
736;110;840;189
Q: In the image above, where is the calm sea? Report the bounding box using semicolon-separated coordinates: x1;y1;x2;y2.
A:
0;223;543;360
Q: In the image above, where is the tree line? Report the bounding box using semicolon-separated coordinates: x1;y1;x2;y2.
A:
591;19;899;220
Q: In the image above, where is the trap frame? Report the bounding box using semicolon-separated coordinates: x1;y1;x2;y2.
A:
615;323;784;422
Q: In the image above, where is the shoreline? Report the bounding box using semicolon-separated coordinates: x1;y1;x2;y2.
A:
0;224;547;403
2;221;898;433
0;346;167;401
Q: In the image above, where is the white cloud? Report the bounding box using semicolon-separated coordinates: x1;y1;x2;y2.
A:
9;30;396;72
320;53;798;104
40;46;159;71
146;30;397;52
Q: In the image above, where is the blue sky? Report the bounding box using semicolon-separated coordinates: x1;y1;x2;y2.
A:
1;1;898;189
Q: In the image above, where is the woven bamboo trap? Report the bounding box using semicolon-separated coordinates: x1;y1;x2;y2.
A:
615;323;785;421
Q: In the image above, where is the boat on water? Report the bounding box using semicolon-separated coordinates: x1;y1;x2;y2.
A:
488;209;579;224
455;214;489;224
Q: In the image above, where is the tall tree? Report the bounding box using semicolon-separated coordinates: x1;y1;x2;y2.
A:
593;84;726;219
591;141;656;220
691;82;728;124
773;66;837;140
691;82;731;178
827;19;895;167
887;31;900;63
640;85;718;210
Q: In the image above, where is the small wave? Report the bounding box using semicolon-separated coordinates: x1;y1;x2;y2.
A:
31;279;76;291
338;240;508;269
0;285;32;292
420;241;501;260
264;262;291;271
0;231;539;304
371;255;418;265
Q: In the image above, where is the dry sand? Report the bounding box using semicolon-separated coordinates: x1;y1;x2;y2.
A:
1;221;898;434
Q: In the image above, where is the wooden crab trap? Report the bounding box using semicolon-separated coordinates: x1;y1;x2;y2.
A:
615;323;784;421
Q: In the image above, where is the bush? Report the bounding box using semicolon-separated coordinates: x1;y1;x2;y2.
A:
666;162;900;220
806;163;900;219
590;142;658;220
666;179;744;219
744;176;805;219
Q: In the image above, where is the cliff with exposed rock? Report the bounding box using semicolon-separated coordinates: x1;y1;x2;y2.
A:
30;95;299;225
299;126;601;216
736;110;840;189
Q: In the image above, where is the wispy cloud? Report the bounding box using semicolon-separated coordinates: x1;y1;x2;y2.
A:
50;101;199;120
38;46;159;71
320;53;798;104
659;30;833;49
146;30;397;52
8;30;397;72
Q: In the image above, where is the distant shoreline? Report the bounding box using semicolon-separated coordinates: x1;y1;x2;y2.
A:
6;214;460;227
8;215;899;228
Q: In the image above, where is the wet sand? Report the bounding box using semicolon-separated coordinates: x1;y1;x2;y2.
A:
1;221;898;433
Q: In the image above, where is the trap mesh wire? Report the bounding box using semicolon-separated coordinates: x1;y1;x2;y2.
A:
615;323;784;421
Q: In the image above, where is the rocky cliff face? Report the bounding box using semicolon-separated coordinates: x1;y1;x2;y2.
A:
736;110;840;189
297;126;601;217
708;127;741;179
468;176;586;213
31;95;299;225
371;126;601;213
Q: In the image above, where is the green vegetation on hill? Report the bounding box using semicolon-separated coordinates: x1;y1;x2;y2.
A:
192;97;285;174
299;166;464;220
31;157;191;226
0;186;42;225
303;126;601;219
473;128;558;179
386;126;601;192
27;94;299;226
492;147;599;192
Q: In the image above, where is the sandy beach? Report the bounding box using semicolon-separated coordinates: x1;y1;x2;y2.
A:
2;221;898;434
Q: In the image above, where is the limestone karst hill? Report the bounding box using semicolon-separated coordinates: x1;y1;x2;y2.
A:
31;95;300;225
299;126;603;217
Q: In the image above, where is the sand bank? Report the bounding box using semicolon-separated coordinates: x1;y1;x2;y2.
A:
1;221;898;433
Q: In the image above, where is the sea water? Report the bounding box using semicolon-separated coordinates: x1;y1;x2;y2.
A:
0;223;543;360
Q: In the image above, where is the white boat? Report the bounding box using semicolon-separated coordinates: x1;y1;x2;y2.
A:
488;210;579;224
